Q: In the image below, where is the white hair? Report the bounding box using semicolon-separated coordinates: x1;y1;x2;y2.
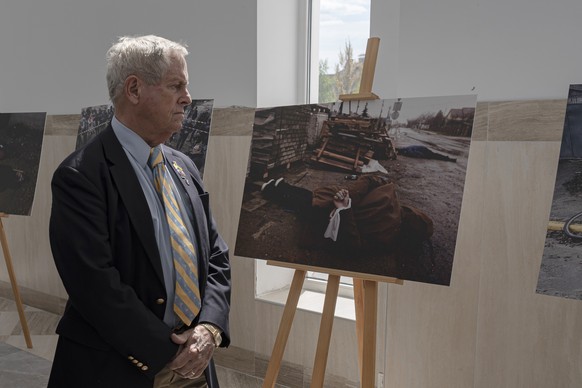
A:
106;35;188;105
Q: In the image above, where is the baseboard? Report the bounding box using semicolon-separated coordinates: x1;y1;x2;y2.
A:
0;280;66;315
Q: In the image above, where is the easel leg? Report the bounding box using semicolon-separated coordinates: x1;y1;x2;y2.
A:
353;278;364;379
311;274;340;388
262;269;306;388
0;217;33;348
361;280;378;388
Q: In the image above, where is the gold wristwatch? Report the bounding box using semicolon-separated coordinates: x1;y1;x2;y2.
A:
200;323;222;348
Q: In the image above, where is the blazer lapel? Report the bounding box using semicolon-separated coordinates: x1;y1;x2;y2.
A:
100;127;166;286
164;152;210;263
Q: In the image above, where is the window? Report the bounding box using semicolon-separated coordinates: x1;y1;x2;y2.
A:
309;0;371;103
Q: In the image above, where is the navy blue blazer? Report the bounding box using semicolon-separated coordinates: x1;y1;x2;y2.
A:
48;125;230;387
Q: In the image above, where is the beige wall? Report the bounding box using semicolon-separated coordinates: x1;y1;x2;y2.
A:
2;100;580;387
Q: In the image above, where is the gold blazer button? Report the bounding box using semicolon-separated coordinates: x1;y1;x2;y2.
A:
156;298;165;305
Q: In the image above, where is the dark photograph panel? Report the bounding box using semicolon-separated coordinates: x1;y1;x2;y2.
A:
76;100;214;177
166;99;214;176
537;84;582;300
0;112;47;216
76;104;114;150
235;95;476;286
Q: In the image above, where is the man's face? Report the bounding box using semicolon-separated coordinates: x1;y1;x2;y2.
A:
138;55;192;145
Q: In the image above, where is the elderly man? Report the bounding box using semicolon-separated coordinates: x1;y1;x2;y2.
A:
48;35;230;388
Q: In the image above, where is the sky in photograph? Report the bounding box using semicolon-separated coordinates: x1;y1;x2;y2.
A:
319;0;370;74
330;95;477;122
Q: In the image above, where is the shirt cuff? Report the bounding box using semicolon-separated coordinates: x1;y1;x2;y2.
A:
323;198;352;241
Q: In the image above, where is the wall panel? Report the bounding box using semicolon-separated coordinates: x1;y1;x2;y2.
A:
384;139;487;388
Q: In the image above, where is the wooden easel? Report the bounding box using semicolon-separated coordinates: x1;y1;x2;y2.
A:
339;37;380;102
261;262;401;388
262;37;400;388
0;213;33;348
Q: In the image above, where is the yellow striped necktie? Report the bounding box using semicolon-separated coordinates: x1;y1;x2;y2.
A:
148;146;200;325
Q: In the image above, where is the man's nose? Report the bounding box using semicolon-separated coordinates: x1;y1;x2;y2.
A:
181;88;192;106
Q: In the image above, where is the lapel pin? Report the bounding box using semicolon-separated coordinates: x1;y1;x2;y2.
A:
172;161;190;185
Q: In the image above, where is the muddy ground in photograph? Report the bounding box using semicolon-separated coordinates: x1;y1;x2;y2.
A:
537;159;582;299
235;127;471;286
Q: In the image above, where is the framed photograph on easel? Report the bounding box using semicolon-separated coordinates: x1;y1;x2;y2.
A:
234;95;476;287
537;84;582;300
0;111;46;349
0;112;47;216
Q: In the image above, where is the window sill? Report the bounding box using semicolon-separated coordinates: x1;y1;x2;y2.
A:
256;287;356;321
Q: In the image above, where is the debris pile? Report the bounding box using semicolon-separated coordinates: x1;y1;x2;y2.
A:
311;116;396;173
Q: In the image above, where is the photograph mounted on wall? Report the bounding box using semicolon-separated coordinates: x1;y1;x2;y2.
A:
537;84;582;300
234;95;477;286
0;112;47;216
75;99;214;177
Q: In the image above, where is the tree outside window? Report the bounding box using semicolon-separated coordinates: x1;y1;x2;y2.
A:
315;0;370;103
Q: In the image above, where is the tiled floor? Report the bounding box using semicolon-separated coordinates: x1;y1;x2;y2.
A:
0;342;51;388
0;296;58;387
0;296;284;388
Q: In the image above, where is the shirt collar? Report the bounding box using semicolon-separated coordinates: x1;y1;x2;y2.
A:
111;116;157;168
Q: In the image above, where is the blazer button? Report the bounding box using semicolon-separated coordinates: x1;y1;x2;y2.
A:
137;362;144;367
141;366;149;371
128;356;134;360
132;359;139;364
156;298;165;305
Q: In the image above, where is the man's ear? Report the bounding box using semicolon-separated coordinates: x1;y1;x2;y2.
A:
124;75;140;104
